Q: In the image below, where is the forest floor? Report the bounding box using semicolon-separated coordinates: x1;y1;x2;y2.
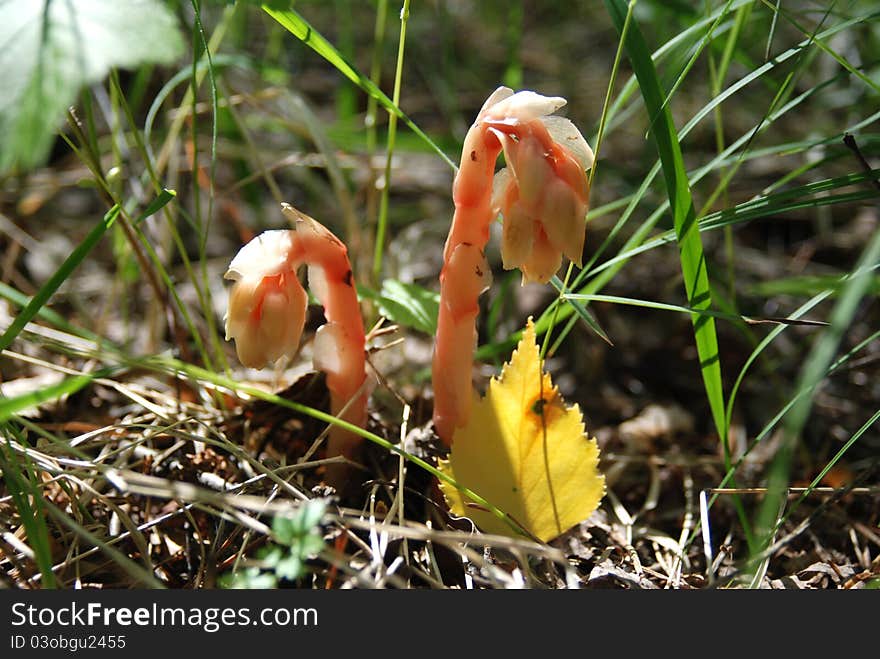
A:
1;1;879;589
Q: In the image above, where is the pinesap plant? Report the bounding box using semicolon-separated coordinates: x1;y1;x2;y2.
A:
224;88;605;542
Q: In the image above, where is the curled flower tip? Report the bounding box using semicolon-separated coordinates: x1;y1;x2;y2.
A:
225;205;369;474
479;86;567;124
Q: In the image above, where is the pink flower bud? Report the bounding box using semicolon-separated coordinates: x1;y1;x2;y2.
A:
224;231;308;368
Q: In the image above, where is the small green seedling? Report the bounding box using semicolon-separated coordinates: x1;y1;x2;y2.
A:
220;499;328;589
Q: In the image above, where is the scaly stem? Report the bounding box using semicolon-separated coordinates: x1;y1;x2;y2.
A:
280;205;368;464
432;123;501;445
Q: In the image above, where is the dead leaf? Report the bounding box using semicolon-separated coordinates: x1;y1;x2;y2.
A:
438;318;605;542
618;403;694;452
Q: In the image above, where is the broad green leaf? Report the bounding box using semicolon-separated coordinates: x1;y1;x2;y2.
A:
220;567;278;590
273;499;326;542
377;280;439;335
0;0;184;173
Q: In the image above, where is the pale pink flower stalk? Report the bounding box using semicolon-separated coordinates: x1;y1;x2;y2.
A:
225;204;368;466
432;87;593;445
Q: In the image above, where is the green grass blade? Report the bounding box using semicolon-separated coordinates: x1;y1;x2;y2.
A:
605;0;726;440
262;4;455;169
0;205;120;353
766;1;880;96
723;291;833;435
0;282;102;343
685;285;880;556
562;293;826;328
541;0;630;355
652;0;737;132
548;13;875;352
134;188;178;224
764;0;782;59
372;0;411;280
784;405;880;527
589;179;880;282
42;496;165;588
0;430;57;587
146;356;529;539
0;368;119;423
753;223;880;566
0;189;176;354
548;281;613;346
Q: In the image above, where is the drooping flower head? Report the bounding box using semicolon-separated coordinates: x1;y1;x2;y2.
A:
483;88;594;284
225;205;368;469
225;230;308;368
432;87;594;445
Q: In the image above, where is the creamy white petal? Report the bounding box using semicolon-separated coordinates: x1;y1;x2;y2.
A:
542;115;594;170
313;322;344;378
225;230;295;281
491;167;512;215
500;202;534;270
507;136;553;210
540;179;586;265
486;90;566;123
307;264;329;308
521;228;562;285
476;86;515;120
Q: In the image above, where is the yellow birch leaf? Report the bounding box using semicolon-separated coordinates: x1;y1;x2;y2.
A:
438;318;605;542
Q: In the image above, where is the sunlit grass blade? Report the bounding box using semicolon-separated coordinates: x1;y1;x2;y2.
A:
590;183;880;281
42;496;165;588
541;0;629;355
605;0;726;440
550;9;877;344
509;164;880;364
750;273;880;298
543;2;848;365
0;429;57;588
548;281;612;346
262;4;455;169
144;356;529;539
372;0;411;281
0;368;119;423
562;293;827;328
686;282;879;554
603;0;754;136
0;282;102;343
784;405;880;527
0;205;118;353
766;1;880;96
752;222;880;574
0;189;176;354
652;0;737;131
